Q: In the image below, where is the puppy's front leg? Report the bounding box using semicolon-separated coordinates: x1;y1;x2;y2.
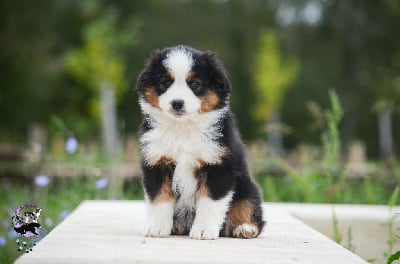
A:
143;161;175;237
190;191;233;240
146;199;174;237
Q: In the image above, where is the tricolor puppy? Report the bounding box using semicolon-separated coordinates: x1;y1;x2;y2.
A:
136;45;265;239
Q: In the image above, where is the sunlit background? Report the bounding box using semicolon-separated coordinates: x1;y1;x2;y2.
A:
1;1;400;263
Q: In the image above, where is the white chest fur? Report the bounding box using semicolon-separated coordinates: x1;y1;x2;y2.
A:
140;100;227;204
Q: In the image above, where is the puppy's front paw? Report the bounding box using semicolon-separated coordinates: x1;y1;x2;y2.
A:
146;201;174;237
146;224;172;237
189;224;219;240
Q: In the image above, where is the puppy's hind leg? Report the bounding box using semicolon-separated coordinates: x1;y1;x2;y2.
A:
225;199;265;239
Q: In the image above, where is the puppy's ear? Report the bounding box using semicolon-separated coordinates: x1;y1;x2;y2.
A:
136;70;149;93
200;51;231;93
136;49;162;93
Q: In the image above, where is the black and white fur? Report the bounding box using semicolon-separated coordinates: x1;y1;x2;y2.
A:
136;45;265;239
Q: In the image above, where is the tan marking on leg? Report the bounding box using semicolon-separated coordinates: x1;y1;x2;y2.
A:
143;87;160;108
227;200;252;224
196;181;208;198
151;156;175;204
153;175;175;205
195;169;208;199
226;200;259;238
195;159;207;168
200;91;220;113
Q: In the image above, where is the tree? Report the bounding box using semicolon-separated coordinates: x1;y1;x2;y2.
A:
64;8;139;157
253;29;298;155
278;0;400;160
0;1;86;141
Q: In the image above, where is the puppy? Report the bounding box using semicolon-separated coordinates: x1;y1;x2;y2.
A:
136;45;265;239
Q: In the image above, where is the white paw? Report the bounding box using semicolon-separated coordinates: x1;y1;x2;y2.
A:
145;201;174;237
232;223;258;238
146;224;172;237
189;224;219;240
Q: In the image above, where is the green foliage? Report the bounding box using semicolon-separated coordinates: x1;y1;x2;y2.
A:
387;251;400;264
321;90;343;176
260;173;391;204
262;176;280;202
253;29;299;123
332;210;360;255
346;227;355;253
259;90;392;204
386;186;400;260
332;208;343;244
63;9;139;120
49;115;70;136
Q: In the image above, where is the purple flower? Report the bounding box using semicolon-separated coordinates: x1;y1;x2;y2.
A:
34;175;50;187
95;177;108;189
0;236;6;247
65;137;78;154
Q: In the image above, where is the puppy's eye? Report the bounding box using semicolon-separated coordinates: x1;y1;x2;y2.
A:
160;78;173;88
188;80;200;90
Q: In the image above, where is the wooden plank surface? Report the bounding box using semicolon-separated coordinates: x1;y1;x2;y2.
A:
15;201;367;264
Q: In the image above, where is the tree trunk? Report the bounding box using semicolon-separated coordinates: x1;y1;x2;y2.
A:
377;106;393;161
100;82;120;157
267;111;284;156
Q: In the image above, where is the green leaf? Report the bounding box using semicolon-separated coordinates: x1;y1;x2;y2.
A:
253;29;299;122
387;250;400;264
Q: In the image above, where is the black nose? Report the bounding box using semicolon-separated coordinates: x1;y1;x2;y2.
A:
171;99;184;111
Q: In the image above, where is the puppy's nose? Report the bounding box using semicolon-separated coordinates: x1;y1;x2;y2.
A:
171;99;184;111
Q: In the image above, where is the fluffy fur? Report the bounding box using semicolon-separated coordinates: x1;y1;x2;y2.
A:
136;45;265;239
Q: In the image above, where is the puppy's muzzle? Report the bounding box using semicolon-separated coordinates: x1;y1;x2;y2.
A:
171;99;185;115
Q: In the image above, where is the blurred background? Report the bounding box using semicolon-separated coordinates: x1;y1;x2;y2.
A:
1;0;400;262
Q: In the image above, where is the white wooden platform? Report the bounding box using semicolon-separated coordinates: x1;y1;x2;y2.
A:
15;201;367;264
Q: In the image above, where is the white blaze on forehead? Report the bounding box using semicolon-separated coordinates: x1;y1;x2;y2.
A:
162;47;193;79
159;47;200;115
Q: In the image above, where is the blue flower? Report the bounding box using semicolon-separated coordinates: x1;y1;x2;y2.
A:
59;210;70;221
95;177;108;189
0;236;6;247
8;230;17;239
3;219;10;229
65;137;78;154
34;175;50;187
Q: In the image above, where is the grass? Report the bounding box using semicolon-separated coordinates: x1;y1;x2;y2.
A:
258;90;398;205
0;176;143;264
259;173;394;204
